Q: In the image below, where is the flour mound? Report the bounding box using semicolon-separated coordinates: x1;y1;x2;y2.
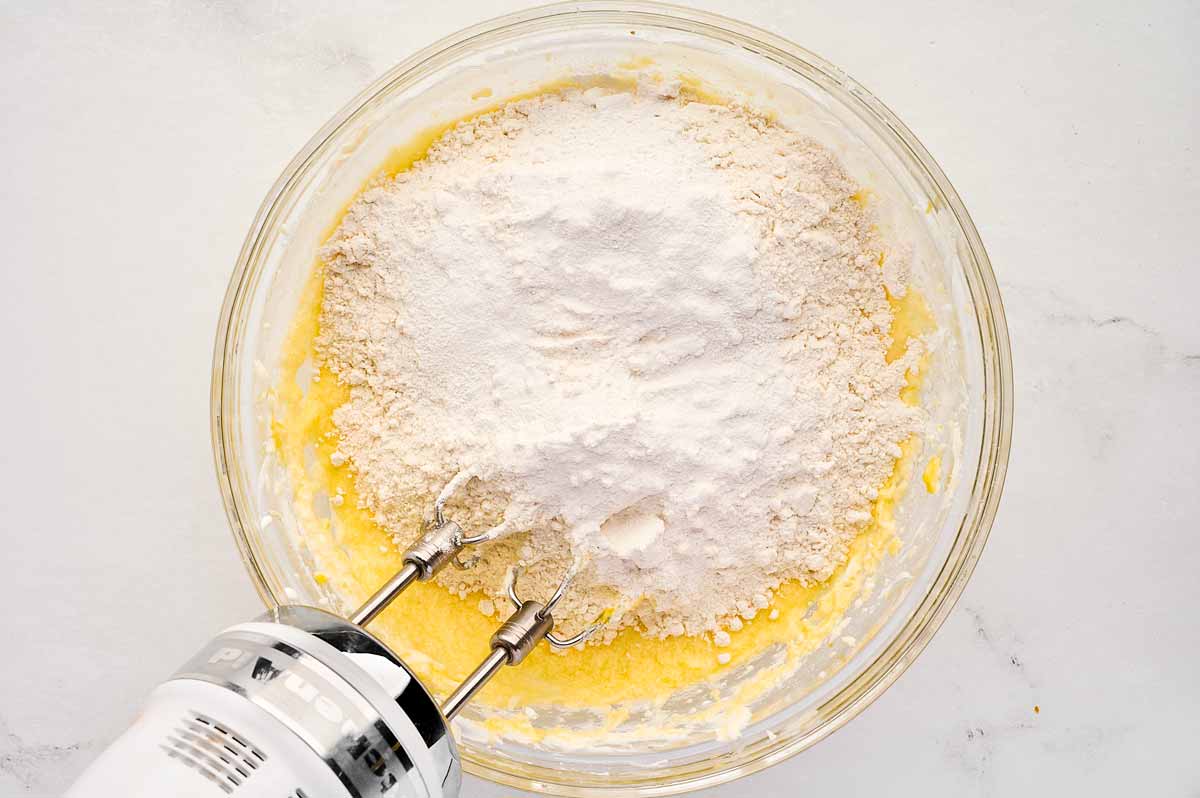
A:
317;87;922;639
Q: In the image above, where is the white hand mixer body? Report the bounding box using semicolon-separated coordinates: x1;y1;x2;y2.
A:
65;508;597;798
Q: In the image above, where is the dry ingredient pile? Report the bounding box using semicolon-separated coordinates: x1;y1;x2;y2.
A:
317;84;923;642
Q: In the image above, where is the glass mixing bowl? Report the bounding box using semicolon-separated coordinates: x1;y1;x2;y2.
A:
212;2;1012;794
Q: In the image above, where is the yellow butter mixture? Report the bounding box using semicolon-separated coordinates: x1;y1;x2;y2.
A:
268;84;937;731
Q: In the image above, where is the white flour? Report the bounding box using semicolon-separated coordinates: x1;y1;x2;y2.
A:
317;85;922;639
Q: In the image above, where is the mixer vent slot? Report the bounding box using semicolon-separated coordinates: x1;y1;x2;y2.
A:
160;712;267;792
288;790;310;798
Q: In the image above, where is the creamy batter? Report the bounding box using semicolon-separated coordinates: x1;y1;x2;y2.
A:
269;79;936;736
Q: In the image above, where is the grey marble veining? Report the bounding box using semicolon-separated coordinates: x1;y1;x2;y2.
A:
1;1;1197;795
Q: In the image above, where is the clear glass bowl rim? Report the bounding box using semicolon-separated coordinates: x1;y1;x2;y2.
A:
211;2;1014;794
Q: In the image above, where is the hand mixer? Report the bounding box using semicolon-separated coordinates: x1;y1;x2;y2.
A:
65;485;599;798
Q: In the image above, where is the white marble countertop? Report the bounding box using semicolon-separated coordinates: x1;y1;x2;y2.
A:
2;1;1197;795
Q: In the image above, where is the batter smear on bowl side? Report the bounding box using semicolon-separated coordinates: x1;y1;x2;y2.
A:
273;80;935;715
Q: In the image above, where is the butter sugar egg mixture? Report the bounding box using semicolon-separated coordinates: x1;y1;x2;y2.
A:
271;78;938;742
